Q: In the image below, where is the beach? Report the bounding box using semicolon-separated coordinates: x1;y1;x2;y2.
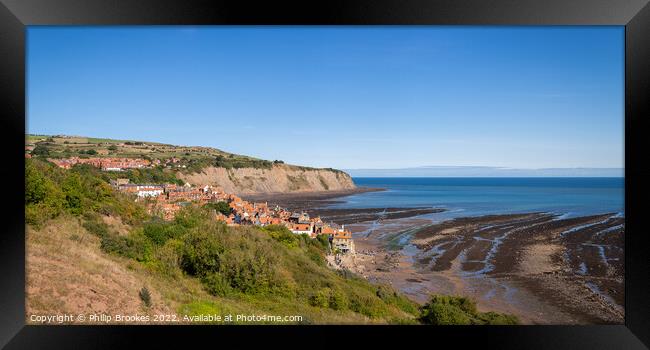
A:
261;181;625;325
344;212;624;324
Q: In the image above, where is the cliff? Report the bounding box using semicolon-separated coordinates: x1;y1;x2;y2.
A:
177;164;356;194
26;134;357;195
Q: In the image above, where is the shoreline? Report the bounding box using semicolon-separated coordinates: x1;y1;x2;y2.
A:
338;211;624;324
243;183;624;325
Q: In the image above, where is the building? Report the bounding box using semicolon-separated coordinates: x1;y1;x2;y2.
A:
288;222;313;235
118;184;164;198
332;228;355;254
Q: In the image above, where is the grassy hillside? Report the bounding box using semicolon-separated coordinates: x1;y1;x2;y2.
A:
25;158;517;325
25;158;419;323
26;134;343;174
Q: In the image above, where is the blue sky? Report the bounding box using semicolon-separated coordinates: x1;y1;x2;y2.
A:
27;26;624;171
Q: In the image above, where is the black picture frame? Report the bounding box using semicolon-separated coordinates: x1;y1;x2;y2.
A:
1;0;649;348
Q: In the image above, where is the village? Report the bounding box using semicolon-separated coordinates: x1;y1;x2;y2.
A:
47;156;356;254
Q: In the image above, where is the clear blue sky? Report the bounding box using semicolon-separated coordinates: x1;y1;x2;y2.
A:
27;26;624;170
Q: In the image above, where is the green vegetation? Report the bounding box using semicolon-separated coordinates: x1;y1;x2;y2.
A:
26;134;48;143
202;201;231;216
26;159;147;227
25;158;418;323
31;144;51;156
182;155;273;173
419;295;518;325
80;149;98;155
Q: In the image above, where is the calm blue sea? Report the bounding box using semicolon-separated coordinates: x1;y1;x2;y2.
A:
330;177;624;219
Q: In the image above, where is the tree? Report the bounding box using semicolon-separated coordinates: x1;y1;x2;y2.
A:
25;160;65;225
203;201;231;216
25;161;50;204
61;172;85;214
31;144;50;156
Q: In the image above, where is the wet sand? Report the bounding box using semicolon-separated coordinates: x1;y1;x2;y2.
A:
306;207;445;225
345;212;624;324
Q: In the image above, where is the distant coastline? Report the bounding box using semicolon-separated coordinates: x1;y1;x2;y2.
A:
345;166;624;178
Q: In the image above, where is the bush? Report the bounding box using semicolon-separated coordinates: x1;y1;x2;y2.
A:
219;241;277;294
203;201;231;216
82;218;110;238
305;245;326;265
174;207;209;229
348;292;387;318
262;225;299;249
374;284;419;314
31;144;50;156
25;160;65;226
329;289;349;310
61;173;84;214
139;287;152;307
179;223;281;295
142;220;186;246
154;239;184;278
309;288;331;308
201;273;233;297
101;230;152;262
419;295;518;325
315;234;331;253
476;311;519;325
420;299;473;325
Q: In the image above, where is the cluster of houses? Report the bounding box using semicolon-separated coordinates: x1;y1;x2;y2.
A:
110;179;356;254
36;153;356;254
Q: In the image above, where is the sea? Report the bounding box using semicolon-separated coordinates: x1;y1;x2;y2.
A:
329;177;625;220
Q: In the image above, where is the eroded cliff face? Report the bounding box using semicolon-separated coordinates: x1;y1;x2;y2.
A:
177;164;356;194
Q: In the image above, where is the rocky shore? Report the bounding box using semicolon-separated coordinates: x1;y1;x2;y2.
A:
343;212;624;324
247;190;625;325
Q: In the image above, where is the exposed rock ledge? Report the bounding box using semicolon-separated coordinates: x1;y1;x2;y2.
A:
177;164;356;194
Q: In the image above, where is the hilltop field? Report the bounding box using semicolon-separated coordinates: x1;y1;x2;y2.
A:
25;134;356;194
27;134;275;170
